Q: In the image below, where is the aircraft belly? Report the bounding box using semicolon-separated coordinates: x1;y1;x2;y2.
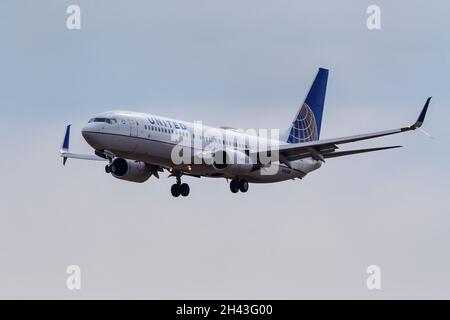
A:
88;134;310;182
122;138;176;167
135;138;171;158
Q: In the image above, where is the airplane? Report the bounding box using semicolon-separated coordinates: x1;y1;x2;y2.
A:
60;68;431;197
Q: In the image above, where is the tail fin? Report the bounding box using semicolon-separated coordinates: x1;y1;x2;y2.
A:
286;68;328;143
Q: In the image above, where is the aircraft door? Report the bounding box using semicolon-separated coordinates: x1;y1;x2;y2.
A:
128;117;138;137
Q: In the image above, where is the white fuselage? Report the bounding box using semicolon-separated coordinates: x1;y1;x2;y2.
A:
81;111;322;183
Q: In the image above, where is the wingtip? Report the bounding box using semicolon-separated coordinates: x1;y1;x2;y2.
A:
411;97;431;129
61;124;71;153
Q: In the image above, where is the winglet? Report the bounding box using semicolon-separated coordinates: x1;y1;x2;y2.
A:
61;125;71;165
411;97;431;130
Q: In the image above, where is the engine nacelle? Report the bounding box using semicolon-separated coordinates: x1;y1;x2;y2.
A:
212;150;254;175
110;158;152;183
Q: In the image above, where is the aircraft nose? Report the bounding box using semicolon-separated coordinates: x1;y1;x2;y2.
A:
81;124;97;146
81;125;89;138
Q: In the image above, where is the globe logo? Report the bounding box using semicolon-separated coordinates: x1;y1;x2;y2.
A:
288;103;318;143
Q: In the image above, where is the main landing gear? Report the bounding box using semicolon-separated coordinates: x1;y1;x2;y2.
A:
170;174;190;197
229;179;249;193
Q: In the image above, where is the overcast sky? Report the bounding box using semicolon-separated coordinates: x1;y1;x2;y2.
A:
0;0;449;299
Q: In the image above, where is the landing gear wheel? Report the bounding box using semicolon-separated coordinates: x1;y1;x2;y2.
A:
179;183;190;197
239;179;249;193
170;172;190;198
105;165;111;174
171;184;181;197
230;179;240;193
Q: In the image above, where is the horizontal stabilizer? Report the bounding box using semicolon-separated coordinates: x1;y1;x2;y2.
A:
323;146;402;159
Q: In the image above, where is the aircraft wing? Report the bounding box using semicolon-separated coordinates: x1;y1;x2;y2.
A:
322;145;402;159
61;151;106;161
251;97;431;163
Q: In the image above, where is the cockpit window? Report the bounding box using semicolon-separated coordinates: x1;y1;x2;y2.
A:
88;117;117;124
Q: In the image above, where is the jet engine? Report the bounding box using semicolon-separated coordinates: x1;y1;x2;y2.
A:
212;150;254;175
109;158;153;183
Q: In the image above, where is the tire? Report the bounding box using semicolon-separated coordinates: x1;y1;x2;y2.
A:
179;183;190;197
239;179;249;193
171;184;181;197
105;165;111;174
230;180;239;193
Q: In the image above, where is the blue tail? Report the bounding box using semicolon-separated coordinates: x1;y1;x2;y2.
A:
286;68;328;143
